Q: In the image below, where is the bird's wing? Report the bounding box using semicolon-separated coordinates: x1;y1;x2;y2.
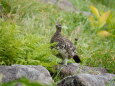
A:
53;36;76;58
62;37;77;58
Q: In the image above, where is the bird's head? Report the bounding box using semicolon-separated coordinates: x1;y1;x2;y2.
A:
56;24;62;30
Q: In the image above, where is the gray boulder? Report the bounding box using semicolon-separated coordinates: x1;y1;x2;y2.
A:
39;0;76;12
38;0;91;16
0;65;53;84
58;73;115;86
54;63;108;78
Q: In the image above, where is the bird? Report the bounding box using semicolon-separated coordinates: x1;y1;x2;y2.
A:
50;24;81;65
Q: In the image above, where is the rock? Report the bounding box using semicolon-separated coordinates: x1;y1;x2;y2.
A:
57;73;115;86
38;0;91;16
39;0;76;12
54;63;108;78
56;0;76;12
55;63;115;86
0;65;53;84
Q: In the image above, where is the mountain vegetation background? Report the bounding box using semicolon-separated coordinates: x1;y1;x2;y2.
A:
0;1;115;84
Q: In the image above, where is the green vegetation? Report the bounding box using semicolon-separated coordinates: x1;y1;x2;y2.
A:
0;0;86;67
90;0;115;9
69;0;115;73
0;0;115;84
1;78;56;86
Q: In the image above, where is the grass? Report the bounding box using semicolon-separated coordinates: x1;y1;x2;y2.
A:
69;0;91;11
90;0;115;9
1;77;56;86
0;0;114;83
0;0;87;69
69;0;115;73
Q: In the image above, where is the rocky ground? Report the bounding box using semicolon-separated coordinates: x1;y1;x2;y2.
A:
0;64;115;86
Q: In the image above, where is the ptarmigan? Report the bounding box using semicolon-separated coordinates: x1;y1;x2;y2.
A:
50;24;81;65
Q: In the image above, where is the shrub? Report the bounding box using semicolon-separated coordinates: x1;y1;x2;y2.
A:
0;20;59;68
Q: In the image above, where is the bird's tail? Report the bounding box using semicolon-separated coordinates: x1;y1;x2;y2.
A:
73;55;81;63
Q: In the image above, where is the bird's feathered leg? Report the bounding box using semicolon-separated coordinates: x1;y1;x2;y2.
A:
62;58;68;65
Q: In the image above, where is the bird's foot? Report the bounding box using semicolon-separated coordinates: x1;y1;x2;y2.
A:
58;62;68;67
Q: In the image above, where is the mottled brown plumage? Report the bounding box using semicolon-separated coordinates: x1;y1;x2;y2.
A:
50;24;81;65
